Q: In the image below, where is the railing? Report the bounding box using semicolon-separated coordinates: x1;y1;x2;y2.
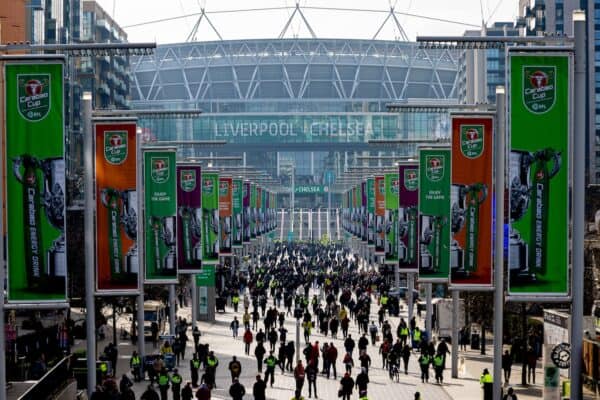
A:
18;355;73;400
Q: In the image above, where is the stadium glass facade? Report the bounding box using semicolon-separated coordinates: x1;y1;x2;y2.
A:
130;38;459;208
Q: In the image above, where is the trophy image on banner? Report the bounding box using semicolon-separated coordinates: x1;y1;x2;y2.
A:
368;210;375;243
375;214;388;251
150;216;177;272
383;210;395;255
100;188;138;282
179;206;202;263
13;155;66;291
451;184;487;276
221;215;232;250
235;213;242;243
420;215;445;273
509;148;561;281
398;207;418;264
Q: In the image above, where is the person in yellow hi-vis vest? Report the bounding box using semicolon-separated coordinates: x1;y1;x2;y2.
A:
480;368;493;400
433;352;444;384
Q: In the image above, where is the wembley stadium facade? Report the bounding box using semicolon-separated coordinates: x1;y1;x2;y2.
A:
130;38;459;209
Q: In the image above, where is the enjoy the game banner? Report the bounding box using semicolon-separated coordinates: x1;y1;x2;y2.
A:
384;173;400;264
367;177;375;247
418;148;451;282
233;179;243;247
375;175;386;255
95;120;140;292
176;164;202;274
144;148;178;283
202;172;219;264
243;181;251;244
4;58;67;302
398;164;419;272
219;177;233;255
508;51;571;297
450;114;494;289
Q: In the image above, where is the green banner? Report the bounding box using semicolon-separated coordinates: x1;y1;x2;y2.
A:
250;183;257;239
385;173;399;264
195;265;215;287
144;149;178;282
202;173;219;264
232;178;243;247
5;59;67;302
418;147;451;282
508;51;571;296
367;178;375;246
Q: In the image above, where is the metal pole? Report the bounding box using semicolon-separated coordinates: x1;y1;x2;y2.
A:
426;283;432;339
394;264;400;289
290;166;295;239
407;273;414;323
493;86;506;400
83;93;97;395
169;285;176;335
137;127;146;363
296;318;301;363
571;11;586;399
327;190;331;239
0;89;5;400
451;289;459;379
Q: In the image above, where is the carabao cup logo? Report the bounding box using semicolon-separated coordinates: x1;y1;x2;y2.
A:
151;157;169;183
460;125;484;159
391;178;399;194
404;169;418;191
180;169;196;192
378;179;385;194
523;66;556;114
425;156;444;182
104;131;128;165
219;180;229;196
203;178;214;194
18;74;51;122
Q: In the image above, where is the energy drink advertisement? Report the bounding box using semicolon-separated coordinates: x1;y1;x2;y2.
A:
250;183;257;240
367;178;375;247
143;149;178;283
219;177;233;255
384;173;400;264
232;179;243;247
176;164;202;274
5;59;67;302
374;176;386;255
361;181;367;242
202;173;220;264
398;164;419;272
450;115;494;289
243;181;251;243
418;148;451;282
95;121;139;292
508;51;571;297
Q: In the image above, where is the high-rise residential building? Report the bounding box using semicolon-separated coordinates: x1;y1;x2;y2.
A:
79;0;130;110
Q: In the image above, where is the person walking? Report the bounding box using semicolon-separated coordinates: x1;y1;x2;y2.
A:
253;374;267;400
342;351;354;374
141;385;159;400
171;368;183;400
339;372;354;400
355;368;369;395
190;353;201;388
433;352;444;384
228;378;246;400
255;342;266;372
264;351;278;387
294;360;306;394
503;387;518;400
327;342;338;379
502;350;513;384
130;351;142;382
418;352;430;383
228;356;242;381
157;368;170;400
401;343;411;375
344;334;355;357
306;362;318;398
480;368;493;400
181;382;193;400
243;328;253;355
230;317;240;338
195;383;211;400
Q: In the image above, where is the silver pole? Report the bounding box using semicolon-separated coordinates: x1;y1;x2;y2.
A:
493;86;506;400
394;264;400;289
169;285;177;335
327;190;331;239
407;273;414;323
571;11;586;399
290;166;295;237
0;61;5;400
137;128;146;363
451;289;459;379
426;283;432;339
83;93;97;395
296;318;301;363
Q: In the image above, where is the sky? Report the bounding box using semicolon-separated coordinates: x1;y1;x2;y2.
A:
95;0;519;44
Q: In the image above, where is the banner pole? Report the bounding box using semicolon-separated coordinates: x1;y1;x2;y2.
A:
425;283;432;339
83;93;97;396
451;289;459;379
493;86;506;400
407;273;414;323
0;59;6;400
169;284;176;335
136;127;146;366
192;274;198;330
571;11;586;399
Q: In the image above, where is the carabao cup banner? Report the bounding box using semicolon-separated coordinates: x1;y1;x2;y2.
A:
508;51;571;297
202;173;219;264
176;164;202;274
243;181;251;243
375;175;386;255
384;173;399;264
144;149;178;283
256;186;263;236
250;183;257;239
219;177;233;255
399;164;419;272
95;121;139;292
418;148;451;282
361;181;367;242
367;178;375;247
450;115;494;289
233;179;243;247
4;59;67;302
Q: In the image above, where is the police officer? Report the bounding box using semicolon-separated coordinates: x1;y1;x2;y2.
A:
232;292;240;312
418;353;430;383
130;351;142;382
206;351;219;376
171;368;183;400
480;368;493;400
190;353;201;388
413;327;422;350
433;352;444;384
264;351;278;387
157;368;170;400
